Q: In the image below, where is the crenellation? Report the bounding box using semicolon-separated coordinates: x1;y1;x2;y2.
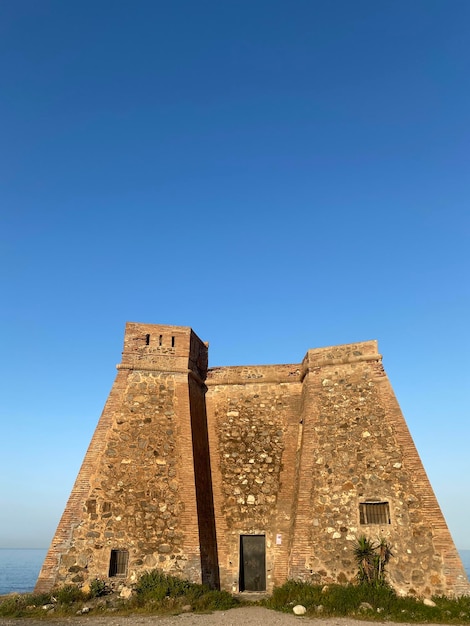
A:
35;322;470;597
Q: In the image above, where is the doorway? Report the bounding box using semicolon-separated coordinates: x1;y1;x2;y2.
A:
239;535;266;591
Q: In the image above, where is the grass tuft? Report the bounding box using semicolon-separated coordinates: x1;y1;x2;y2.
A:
131;569;239;613
262;580;470;622
2;573;470;622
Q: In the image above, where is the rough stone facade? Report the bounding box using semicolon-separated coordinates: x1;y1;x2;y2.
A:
36;322;470;597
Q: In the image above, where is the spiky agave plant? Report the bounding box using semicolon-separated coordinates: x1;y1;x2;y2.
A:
354;535;376;584
375;537;393;584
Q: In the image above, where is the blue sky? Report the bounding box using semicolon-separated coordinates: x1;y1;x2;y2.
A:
1;1;469;551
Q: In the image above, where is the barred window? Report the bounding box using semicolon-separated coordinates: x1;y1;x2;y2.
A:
359;501;390;525
109;549;129;577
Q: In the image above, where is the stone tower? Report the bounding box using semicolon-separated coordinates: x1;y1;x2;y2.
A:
36;323;218;592
36;322;470;597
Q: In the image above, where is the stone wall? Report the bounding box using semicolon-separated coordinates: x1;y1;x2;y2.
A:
288;341;469;596
36;323;470;597
205;365;301;592
36;323;207;592
205;343;469;597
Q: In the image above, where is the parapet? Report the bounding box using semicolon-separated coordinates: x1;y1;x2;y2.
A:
207;363;301;386
300;339;381;379
117;322;208;382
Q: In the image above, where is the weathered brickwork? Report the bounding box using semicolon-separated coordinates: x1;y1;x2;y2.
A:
36;323;470;597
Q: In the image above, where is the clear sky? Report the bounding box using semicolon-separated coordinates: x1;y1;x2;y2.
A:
0;1;469;551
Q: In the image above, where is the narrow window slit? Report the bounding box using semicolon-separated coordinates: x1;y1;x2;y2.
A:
145;334;150;345
171;336;175;347
159;335;163;346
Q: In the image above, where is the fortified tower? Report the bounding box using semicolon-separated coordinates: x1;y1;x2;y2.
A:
36;323;470;597
36;323;218;592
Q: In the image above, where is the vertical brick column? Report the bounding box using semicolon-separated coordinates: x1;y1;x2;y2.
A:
270;384;302;587
288;364;322;580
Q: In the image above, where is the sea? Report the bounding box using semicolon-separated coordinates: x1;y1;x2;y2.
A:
0;548;470;596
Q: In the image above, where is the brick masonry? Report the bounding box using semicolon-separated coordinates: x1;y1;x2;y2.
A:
35;323;470;597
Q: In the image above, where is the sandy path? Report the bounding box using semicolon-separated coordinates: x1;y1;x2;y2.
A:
0;606;445;626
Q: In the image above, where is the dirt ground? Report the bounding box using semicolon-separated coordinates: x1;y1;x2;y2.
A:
0;606;446;626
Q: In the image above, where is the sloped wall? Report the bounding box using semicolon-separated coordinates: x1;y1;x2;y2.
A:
289;341;469;597
36;323;207;592
36;323;470;597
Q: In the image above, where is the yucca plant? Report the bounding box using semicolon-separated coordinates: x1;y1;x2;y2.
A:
354;535;392;586
376;536;393;584
354;535;376;584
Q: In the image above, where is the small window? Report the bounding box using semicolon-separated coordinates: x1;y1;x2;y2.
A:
159;335;163;346
171;336;175;347
109;549;129;577
145;334;150;345
359;501;390;525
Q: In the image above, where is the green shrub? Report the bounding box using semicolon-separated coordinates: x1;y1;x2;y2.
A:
317;582;398;615
0;595;28;617
263;579;470;623
132;569;240;613
54;583;86;604
321;583;365;614
354;535;393;586
193;589;239;612
89;578;108;598
431;595;470;622
135;569;199;601
27;591;54;606
263;579;323;611
0;591;56;617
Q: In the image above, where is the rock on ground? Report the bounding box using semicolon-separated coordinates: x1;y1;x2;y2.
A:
0;606;452;626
